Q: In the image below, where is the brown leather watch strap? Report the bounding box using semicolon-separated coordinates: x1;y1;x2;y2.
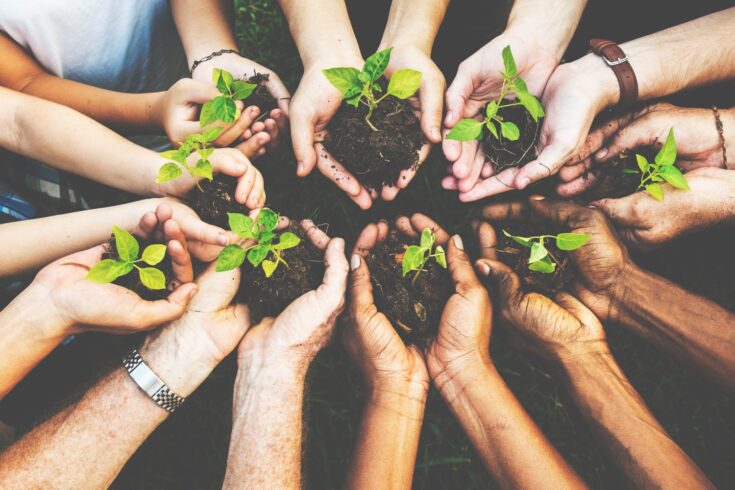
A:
589;38;638;110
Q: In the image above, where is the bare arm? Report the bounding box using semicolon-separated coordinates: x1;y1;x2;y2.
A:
380;0;449;54
171;0;238;67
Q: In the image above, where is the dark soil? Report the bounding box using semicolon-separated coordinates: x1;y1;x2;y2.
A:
102;235;174;301
236;224;324;321
366;231;453;346
242;72;278;115
191;176;249;228
495;222;574;296
323;94;424;191
577;153;641;203
484;104;541;172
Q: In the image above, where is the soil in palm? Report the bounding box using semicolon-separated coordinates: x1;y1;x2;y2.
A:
484;105;541;172
103;235;174;301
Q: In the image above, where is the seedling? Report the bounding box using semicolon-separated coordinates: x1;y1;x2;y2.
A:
87;226;167;290
502;230;589;274
401;228;447;283
446;46;544;143
200;68;256;126
622;128;689;201
156;126;223;187
216;209;301;277
323;47;422;131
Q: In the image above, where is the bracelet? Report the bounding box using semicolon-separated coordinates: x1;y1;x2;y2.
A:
190;48;240;74
123;348;186;414
712;106;728;169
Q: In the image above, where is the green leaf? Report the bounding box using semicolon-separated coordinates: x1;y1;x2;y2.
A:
216;245;247;271
529;241;549;263
636;154;650;173
273;231;301;250
141;244;167;266
486;120;499;139
345;93;362;107
528;255;556;273
228;213;256;239
160;149;187;164
322;67;362;97
198;147;214;160
502;230;532;248
420;228;434;249
485;101;499;119
212;96;237;124
512;77;528;93
202;126;224;143
232;80;256;100
402;245;424;277
515;90;545;122
500;121;520;141
622;169;639;174
156;162;183;184
645;183;664;201
200;99;218;127
256;209;279;233
386;69;422;99
190;159;213;181
247;245;269;267
86;259;129;284
655;128;677;166
214;68;233;94
138;267;166;290
502;45;517;78
434;246;447;269
357;71;371;84
555;233;590;251
363;48;392;81
446;119;484;141
259;231;276;245
262;259;277;278
659;165;689;190
113;226;139;262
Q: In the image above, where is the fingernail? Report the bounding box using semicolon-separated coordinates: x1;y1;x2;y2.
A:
595;148;608;159
297;161;305;175
350;254;361;271
518;177;531;189
477;261;490;276
530;194;545;201
453;234;464;250
588;204;598;209
431;126;441;140
217;233;229;246
335;238;345;252
446;111;454;123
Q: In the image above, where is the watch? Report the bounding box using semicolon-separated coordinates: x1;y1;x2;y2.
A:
123;348;186;414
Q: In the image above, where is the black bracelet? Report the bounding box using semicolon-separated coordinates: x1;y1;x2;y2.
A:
713;106;728;169
190;48;240;74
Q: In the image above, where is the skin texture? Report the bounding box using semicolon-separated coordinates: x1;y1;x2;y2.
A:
222;228;348;489
481;196;735;393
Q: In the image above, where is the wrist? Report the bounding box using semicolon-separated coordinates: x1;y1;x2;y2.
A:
505;0;585;62
237;345;309;387
431;354;495;402
557;344;619;389
571;53;622;111
611;261;647;323
367;382;428;420
5;282;71;343
301;48;362;72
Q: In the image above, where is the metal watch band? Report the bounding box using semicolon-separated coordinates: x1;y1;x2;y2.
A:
589;38;639;111
122;348;186;414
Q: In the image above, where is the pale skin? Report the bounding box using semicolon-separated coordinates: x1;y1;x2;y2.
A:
480;196;735;393
473;220;712;488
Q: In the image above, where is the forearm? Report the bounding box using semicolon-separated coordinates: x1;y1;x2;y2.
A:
379;0;450;54
0;198;167;278
171;0;238;67
559;349;712;488
223;360;306;490
614;264;735;391
278;0;361;67
505;0;587;60
346;384;427;490
435;361;585;489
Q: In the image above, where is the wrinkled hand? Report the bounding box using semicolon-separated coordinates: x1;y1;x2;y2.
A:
591;167;735;250
473;220;607;361
558;103;732;197
442;32;559;196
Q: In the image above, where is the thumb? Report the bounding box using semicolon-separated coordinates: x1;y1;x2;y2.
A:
419;76;445;143
591;197;639;227
189;261;241;311
290;106;317;176
444;68;474;127
514;141;571;189
554;292;604;330
474;258;522;308
596;117;661;162
184;79;221;105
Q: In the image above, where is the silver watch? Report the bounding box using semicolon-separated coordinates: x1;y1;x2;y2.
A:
122;348;186;413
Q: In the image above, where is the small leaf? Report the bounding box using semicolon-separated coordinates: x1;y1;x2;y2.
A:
232;80;256;100
363;47;392;81
659;165;689;190
262;259;277;278
200;99;218;127
345;93;362;107
160;149;187;164
500;121;520;141
502;45;517;77
322;67;362;97
216;245;247;271
485;101;499;119
357;71;371;84
486;120;499;139
141;244;167;265
515;90;545;122
190;159;213;181
446;119;484;141
636;154;649;173
86;259;129;283
228;213;256;239
156;162;183;183
420;228;434;249
273;231;301;250
198;147;214;160
256;208;279;232
113;226;139;262
247;245;269;267
259;231;276;245
502;230;532;248
529;241;549;263
386;69;422;99
528;256;556;273
402;245;423;277
214;68;234;94
138;267;166;290
213;96;237;124
556;233;590;251
655;128;677;166
645;183;664;201
202;126;224;143
434;246;447;269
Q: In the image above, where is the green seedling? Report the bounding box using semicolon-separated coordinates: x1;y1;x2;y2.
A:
200;68;256;127
156;126;223;187
502;230;589;274
216;209;301;277
622;128;689;201
446;46;544;143
87;226;167;290
401;228;447;283
322;47;422;131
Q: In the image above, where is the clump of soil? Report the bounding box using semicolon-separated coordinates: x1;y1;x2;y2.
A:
578;153;641;203
191;176;249;228
242;72;278;115
366;231;453;346
237;224;324;321
484;105;541;172
102;236;174;301
495;222;574;296
323;95;424;190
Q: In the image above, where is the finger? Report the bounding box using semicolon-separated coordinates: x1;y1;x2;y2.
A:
481;162;494;178
121;282;198;330
444;67;474;127
556;171;600;198
458;144;487;193
474;258;523;308
353;223;379;256
447;234;484;292
376;220;390;243
234;132;271;158
167;238;194;285
301;219;330;250
441;175;459;190
188;261;240;311
315;143;363;198
291;108;317;175
177;212;230;247
591;196;640;227
514;144;569;190
349;252;375;316
410;213;450;245
480;200;529;223
451;140;478;179
558;158;592;183
459;167;519;202
264;72;291;116
442;133;462;162
235;164;256;205
419;76;445;144
212;151;249;177
315;238;349;310
569;112;635;165
246;171;265;209
264;118;280;151
215;106;261;147
137;211;158;239
270;108;289;135
476;221;498;260
395;216;419;239
527;195;586;228
596;117;662;163
554;292;603;328
186;79;221;104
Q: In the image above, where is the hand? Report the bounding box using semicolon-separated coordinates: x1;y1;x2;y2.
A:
237;224;349;375
480;196;632;322
558;103;733;197
591;167;735;250
473;221;607;362
443;31;559;193
289;60;373;209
